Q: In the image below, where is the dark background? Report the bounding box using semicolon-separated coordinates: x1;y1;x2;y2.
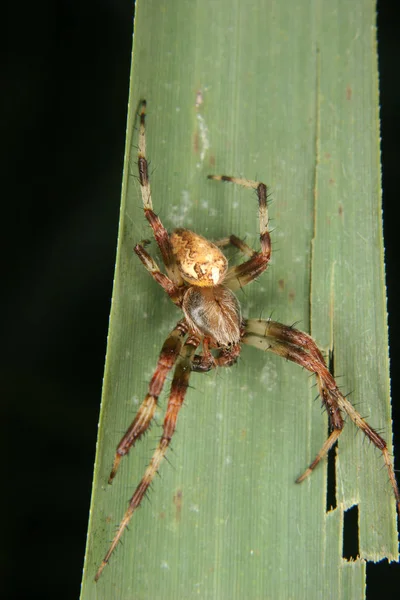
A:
2;1;399;598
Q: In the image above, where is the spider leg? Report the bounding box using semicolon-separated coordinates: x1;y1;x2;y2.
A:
295;428;342;483
134;243;184;306
208;175;271;290
192;340;241;372
108;320;188;484
214;234;255;258
95;334;200;582
137;100;183;285
243;318;400;512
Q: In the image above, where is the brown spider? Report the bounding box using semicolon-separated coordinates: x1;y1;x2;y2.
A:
95;100;400;581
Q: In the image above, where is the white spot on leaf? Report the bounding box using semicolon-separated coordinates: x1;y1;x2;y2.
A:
260;362;278;391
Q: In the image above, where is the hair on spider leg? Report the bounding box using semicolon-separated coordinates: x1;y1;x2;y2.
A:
109;524;124;537
288;320;302;329
128;159;141;178
185;382;198;392
147;158;157;178
330;374;345;382
162;453;177;472
107;537;123;553
252;307;271;323
342;398;366;413
351;424;376;446
342;390;354;399
267;224;279;247
154;468;164;480
142;487;154;505
235;282;250;298
354;412;378;427
372;427;389;439
376;451;398;472
250;180;274;200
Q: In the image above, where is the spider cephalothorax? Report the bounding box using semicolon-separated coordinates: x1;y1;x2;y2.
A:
171;228;242;347
95;100;400;582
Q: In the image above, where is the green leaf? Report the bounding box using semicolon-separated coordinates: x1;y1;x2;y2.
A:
81;0;397;598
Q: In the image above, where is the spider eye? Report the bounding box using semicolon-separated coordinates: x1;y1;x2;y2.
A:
170;228;228;286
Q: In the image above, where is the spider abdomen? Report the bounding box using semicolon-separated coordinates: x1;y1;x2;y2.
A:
170;228;228;286
182;285;241;347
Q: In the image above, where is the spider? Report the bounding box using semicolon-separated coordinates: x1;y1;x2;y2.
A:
95;100;400;581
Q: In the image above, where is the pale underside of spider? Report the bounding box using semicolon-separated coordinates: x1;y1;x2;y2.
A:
94;100;400;582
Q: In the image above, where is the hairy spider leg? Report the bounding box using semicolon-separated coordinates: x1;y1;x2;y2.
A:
243;318;400;513
207;176;271;290
214;234;255;258
134;243;183;306
335;394;400;514
191;340;242;372
96;335;200;582
108;320;188;484
137;100;183;286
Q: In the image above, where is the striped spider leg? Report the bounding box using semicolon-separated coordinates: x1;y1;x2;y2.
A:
242;318;399;501
95;324;199;582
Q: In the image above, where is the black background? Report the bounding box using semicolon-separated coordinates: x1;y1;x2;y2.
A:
3;1;399;598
